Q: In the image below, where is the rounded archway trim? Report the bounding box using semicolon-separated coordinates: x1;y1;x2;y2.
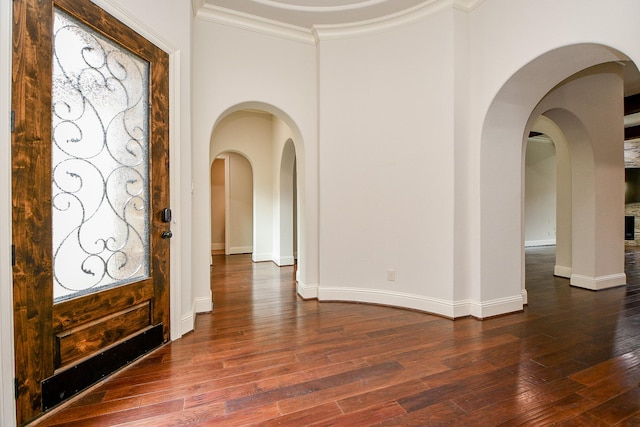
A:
478;43;630;317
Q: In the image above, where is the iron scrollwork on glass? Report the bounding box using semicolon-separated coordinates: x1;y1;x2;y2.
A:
52;9;150;302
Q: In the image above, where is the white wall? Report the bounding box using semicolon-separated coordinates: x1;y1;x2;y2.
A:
210;110;272;259
317;7;456;315
211;159;225;250
227;152;254;254
524;137;556;247
272;117;297;267
192;12;318;304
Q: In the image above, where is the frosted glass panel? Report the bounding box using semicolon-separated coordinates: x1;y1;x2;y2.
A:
52;9;150;302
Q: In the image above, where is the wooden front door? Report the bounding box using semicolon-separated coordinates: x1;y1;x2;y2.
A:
12;0;170;424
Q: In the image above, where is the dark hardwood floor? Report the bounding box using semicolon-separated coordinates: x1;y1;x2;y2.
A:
34;246;640;426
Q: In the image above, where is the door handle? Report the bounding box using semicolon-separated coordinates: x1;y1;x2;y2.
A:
161;231;173;239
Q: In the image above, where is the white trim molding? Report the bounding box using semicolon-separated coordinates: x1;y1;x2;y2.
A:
274;255;295;266
554;265;572;278
230;246;254;255
194;295;213;313
570;273;626;290
297;281;318;299
194;0;484;44
313;0;450;40
252;252;272;262
467;295;525;319
317;286;524;319
197;4;316;45
181;295;213;336
180;312;195;336
524;239;556;247
452;0;485;12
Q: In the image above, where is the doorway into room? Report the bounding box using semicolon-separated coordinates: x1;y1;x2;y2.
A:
209;109;301;283
210;152;254;257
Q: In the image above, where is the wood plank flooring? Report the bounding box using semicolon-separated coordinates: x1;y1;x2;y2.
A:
33;247;640;426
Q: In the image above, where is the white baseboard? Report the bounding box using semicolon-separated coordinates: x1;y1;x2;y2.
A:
180;312;194;336
194;295;213;313
297;281;318;299
524;239;556;247
464;294;525;318
229;246;252;254
211;242;224;250
275;255;295;266
317;286;524;319
554;265;572;278
570;273;626;290
252;252;272;262
180;295;213;336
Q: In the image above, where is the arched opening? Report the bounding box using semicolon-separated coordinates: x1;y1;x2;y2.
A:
480;44;633;316
275;138;298;266
524;131;557;250
528;116;573;279
209;105;306;290
210;152;254;257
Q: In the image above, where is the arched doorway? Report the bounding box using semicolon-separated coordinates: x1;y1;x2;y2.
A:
275;138;298;266
211;152;254;257
480;44;633;312
209;107;302;274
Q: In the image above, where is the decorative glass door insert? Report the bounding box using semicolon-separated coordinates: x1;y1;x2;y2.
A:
52;9;150;301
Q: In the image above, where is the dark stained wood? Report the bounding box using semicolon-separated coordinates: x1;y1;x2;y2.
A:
12;0;55;424
55;303;151;368
30;246;640;426
12;0;170;424
625;93;640;115
53;282;154;333
625;125;640;141
149;45;171;343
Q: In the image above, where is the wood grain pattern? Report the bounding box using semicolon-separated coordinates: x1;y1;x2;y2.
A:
55;303;151;368
52;282;154;333
12;0;55;424
12;0;171;424
32;247;640;426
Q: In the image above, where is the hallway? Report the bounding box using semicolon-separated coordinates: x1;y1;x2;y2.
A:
35;247;640;425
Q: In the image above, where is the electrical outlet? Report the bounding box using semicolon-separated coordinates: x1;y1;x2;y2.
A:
387;269;395;281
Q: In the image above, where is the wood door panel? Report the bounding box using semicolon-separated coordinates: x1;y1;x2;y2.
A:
12;0;171;424
53;281;154;333
55;302;151;368
12;0;55;420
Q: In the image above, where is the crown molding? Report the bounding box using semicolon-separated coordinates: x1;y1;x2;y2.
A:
195;0;485;44
197;4;317;45
452;0;486;12
313;0;450;40
249;0;399;13
192;0;205;16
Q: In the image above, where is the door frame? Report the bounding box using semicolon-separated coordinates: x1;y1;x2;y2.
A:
2;1;183;425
